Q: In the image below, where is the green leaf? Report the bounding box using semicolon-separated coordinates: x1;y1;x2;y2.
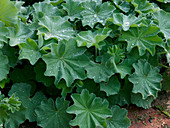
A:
76;28;112;49
4;106;26;128
15;2;32;23
129;60;162;99
0;0;17;26
66;89;112;128
42;39;89;87
76;79;105;98
34;61;55;87
0;91;25;128
0;79;6;89
35;98;72;128
156;0;170;3
8;20;33;46
132;0;153;14
108;13;144;31
14;1;25;14
112;0;130;13
100;76;121;96
9;83;47;122
2;44;18;68
44;0;64;6
127;47;141;64
106;105;131;128
162;71;170;91
0;109;8;126
71;0;102;4
131;93;154;109
0;21;8;48
153;10;170;40
0;51;9;81
81;2;115;28
106;46;132;78
0;91;5;101
32;2;63;29
38;16;75;41
33;2;62;19
115;59;132;79
167;52;170;66
0;43;3;49
19;38;41;65
85;55;115;83
0;92;8;125
62;0;84;21
0;94;21;113
107;84;132;106
107;44;126;64
119;26;162;56
56;80;73;97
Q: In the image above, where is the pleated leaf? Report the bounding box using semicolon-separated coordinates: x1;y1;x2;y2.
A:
129;60;162;99
119;26;162;56
35;98;72;128
8;83;47;122
38;16;75;41
81;1;115;27
42;39;89;87
67;89;112;128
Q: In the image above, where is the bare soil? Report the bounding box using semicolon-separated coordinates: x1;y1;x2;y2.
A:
127;91;170;128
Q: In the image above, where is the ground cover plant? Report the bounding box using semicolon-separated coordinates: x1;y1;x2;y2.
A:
0;0;170;128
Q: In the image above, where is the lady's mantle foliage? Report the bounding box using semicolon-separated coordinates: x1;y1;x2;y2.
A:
42;39;89;87
38;16;75;41
0;51;9;81
66;89;112;128
0;0;169;128
35;98;73;128
9;83;47;122
0;0;17;26
119;26;162;56
81;1;115;28
129;60;162;99
0;21;8;48
106;105;131;128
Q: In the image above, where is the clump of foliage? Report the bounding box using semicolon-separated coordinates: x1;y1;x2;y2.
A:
0;0;170;128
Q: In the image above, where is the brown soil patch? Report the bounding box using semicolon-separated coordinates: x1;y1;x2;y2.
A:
127;91;170;128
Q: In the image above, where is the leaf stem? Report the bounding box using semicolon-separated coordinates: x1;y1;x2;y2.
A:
155;106;170;117
95;47;98;57
157;51;167;55
159;64;170;69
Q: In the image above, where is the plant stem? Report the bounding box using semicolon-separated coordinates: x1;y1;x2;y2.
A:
159;63;170;69
157;51;167;55
95;47;98;57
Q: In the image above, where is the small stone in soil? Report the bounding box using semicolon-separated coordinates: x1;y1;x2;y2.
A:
138;116;143;121
149;117;153;123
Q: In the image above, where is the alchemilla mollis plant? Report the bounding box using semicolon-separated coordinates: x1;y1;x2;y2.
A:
0;0;170;127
